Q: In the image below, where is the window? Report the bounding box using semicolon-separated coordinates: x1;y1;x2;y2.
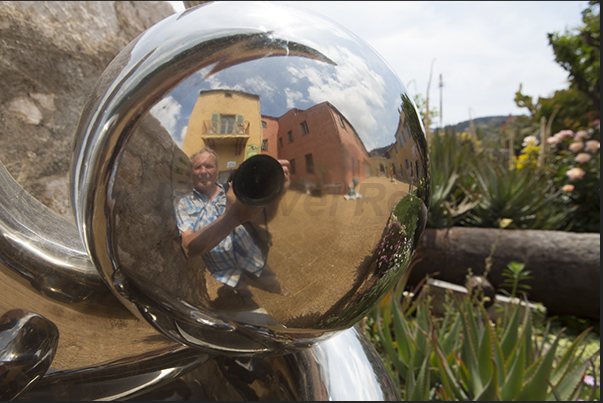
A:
338;114;346;129
394;144;398;154
398;135;404;148
261;139;268;151
288;130;294;143
220;115;235;134
405;159;409;169
278;137;283;148
290;158;296;174
305;153;314;174
262;121;267;128
300;121;309;135
401;129;407;143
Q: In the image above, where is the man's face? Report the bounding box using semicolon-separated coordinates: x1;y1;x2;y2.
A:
191;151;218;195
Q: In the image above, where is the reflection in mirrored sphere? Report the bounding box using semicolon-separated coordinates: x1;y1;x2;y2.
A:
0;309;59;400
72;1;430;355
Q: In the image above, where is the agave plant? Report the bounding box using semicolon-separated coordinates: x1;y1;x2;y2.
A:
370;270;600;401
463;159;568;230
427;131;483;228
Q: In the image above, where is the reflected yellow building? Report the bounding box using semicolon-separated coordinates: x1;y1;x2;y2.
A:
388;109;417;182
182;90;263;182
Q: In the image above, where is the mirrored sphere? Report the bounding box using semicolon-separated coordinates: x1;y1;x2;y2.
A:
71;1;430;355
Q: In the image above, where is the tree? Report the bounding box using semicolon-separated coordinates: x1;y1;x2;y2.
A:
412;93;438;132
515;2;600;132
547;0;600;117
515;86;593;135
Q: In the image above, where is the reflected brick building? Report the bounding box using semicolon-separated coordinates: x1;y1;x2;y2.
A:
262;102;371;194
182;90;371;194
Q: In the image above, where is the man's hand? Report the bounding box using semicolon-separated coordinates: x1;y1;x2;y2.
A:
225;185;263;225
278;159;290;190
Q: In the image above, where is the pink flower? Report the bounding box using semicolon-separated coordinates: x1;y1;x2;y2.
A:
569;142;584;152
546;136;560;146
555;130;574;139
574;130;590;140
575;153;591;164
566;167;586;181
584;375;600;387
562;184;574;192
585;140;600;153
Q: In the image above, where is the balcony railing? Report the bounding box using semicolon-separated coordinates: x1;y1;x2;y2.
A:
201;120;251;136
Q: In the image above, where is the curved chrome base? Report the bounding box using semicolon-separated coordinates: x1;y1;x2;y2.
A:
14;325;396;401
164;325;398;401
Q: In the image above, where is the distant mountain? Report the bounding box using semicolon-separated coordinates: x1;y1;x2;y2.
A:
444;115;526;142
368;115;527;155
369;144;392;157
447;115;506;132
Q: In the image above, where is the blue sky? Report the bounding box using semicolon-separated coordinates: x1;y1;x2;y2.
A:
167;1;590;128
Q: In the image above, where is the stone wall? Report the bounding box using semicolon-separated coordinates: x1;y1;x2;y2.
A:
0;1;175;218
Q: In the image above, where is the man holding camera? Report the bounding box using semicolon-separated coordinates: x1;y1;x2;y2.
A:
175;148;290;303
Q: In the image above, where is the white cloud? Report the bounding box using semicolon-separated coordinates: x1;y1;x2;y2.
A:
242;76;278;102
176;125;187;148
291;1;590;125
150;95;182;135
284;87;305;109
286;46;388;149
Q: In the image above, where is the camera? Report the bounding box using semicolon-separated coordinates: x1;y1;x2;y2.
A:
230;154;285;207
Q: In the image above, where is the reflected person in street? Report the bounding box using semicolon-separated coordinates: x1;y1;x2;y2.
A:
175;148;289;306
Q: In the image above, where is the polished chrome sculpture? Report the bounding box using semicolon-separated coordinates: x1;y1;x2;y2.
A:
0;309;59;400
71;0;429;354
0;1;428;399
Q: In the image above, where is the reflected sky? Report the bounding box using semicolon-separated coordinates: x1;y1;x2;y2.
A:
149;1;407;152
312;328;388;400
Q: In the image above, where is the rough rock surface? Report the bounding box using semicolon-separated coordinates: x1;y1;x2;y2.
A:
0;1;175;218
113;113;209;308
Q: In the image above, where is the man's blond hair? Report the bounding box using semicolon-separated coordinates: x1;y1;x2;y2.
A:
191;147;218;167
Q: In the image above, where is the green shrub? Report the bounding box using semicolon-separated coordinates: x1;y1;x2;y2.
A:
368;270;600;401
498;261;533;299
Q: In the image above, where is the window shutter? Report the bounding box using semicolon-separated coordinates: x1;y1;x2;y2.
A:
236;114;244;133
210;113;219;134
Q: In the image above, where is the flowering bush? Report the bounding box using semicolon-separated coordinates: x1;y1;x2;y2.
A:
514;143;539;170
547;120;600;233
514;120;600;232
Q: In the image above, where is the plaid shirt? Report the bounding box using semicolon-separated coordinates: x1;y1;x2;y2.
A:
175;184;264;287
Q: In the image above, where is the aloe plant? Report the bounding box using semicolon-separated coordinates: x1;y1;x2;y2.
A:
428;131;483;228
463;159;568;230
370;270;600;401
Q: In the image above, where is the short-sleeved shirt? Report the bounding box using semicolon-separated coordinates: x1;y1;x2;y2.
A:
175;184;264;287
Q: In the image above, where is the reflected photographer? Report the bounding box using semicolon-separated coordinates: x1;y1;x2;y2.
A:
175;148;290;305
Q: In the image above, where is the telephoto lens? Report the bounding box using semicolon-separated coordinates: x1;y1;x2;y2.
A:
231;154;285;207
